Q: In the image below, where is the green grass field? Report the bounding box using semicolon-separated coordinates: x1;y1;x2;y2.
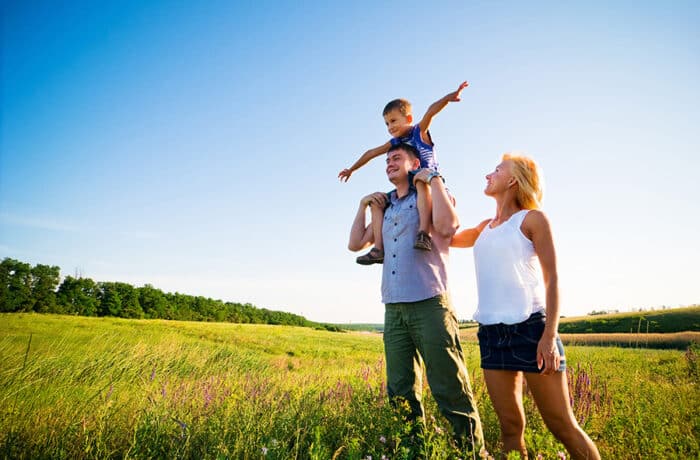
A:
1;313;698;459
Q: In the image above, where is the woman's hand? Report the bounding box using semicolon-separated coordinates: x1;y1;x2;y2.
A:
536;334;561;375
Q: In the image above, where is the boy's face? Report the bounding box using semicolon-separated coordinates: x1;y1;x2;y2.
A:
383;109;413;138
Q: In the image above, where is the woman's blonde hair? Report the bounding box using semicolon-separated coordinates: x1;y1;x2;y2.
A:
502;152;544;210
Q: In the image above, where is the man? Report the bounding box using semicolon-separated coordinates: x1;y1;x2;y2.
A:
348;143;484;455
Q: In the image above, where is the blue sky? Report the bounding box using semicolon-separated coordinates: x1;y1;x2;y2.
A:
2;1;698;324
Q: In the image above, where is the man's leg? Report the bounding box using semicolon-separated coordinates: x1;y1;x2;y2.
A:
383;303;424;421
411;295;485;455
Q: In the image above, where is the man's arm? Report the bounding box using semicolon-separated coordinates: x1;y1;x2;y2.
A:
414;170;458;238
417;81;468;142
338;141;393;182
348;192;387;250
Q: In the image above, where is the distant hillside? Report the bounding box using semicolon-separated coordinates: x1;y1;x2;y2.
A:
336;323;384;332
559;305;700;334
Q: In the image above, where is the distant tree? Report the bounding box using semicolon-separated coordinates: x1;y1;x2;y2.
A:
31;264;61;313
2;257;326;330
0;258;33;312
165;292;197;321
114;282;144;319
98;282;123;317
57;276;100;316
0;258;11;311
138;284;168;319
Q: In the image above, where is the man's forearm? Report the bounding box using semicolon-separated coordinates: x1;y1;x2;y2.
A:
430;178;459;237
348;203;370;251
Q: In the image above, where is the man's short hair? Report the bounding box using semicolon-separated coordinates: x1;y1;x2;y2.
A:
388;143;420;160
383;98;412;117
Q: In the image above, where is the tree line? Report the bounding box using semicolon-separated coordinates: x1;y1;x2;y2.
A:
0;258;339;330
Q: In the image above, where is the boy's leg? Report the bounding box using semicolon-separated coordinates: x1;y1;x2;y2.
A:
356;203;385;265
371;203;384;251
414;181;433;251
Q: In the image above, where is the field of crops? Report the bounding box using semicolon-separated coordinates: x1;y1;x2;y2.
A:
1;313;698;459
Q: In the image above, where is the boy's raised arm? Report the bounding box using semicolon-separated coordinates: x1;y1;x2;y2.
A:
338;140;392;182
417;81;468;137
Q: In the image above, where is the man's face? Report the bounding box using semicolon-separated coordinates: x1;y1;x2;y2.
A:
385;148;419;183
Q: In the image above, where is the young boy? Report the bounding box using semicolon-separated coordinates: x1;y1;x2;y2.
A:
338;81;468;265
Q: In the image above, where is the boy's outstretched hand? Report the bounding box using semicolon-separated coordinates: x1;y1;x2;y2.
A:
448;81;469;102
338;168;353;182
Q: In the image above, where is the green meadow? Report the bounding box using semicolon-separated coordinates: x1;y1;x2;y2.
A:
1;313;698;459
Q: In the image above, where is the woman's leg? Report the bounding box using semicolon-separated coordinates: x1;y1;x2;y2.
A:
525;372;601;460
483;369;528;459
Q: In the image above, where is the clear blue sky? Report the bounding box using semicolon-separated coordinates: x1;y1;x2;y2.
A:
2;1;698;324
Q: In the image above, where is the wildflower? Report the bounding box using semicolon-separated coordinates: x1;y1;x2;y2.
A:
379;435;387;444
557;452;567;459
261;446;268;455
434;425;443;435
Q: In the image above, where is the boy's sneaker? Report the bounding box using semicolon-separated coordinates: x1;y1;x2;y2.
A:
414;231;432;251
356;248;384;265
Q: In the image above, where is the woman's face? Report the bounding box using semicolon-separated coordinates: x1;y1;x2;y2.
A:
484;160;514;196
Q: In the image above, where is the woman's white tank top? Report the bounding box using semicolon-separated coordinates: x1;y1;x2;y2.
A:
473;209;545;325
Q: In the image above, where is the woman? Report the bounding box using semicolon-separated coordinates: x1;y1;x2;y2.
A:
452;153;600;459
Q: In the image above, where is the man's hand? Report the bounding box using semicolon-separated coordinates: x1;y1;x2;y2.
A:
361;192;388;209
338;168;353;182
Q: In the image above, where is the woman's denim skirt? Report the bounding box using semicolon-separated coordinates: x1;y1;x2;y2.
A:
477;311;566;373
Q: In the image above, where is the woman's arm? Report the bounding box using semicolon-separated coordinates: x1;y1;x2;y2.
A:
522;210;561;374
451;219;490;248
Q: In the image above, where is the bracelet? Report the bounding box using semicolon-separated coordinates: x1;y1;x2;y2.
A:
426;171;442;184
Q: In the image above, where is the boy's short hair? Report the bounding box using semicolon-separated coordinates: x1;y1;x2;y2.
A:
383;98;412;117
388;143;419;160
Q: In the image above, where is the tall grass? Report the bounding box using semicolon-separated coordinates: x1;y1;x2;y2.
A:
1;313;698;459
